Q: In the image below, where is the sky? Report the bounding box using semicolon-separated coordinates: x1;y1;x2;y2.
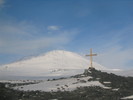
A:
0;0;133;69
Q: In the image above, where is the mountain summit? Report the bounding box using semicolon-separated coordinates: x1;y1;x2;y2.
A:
0;50;105;79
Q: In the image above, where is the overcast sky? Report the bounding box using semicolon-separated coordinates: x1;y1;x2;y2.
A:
0;0;133;69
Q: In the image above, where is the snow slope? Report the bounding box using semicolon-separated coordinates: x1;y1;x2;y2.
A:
0;50;105;79
121;95;133;99
14;76;105;92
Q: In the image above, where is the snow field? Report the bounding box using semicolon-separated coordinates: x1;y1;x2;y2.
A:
14;76;106;92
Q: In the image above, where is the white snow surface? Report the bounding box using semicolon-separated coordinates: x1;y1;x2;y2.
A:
14;76;105;92
103;81;111;84
121;95;133;99
0;80;41;84
0;50;105;79
112;88;119;91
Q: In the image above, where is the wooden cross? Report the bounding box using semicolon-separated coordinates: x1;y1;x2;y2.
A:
86;48;97;68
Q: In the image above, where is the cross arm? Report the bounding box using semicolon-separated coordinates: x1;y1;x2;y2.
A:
86;54;97;56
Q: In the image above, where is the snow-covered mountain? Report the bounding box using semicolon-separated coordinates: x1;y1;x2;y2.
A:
0;50;105;79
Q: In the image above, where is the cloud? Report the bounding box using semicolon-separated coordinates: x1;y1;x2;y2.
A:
93;26;133;69
47;25;60;31
76;8;90;17
0;36;70;54
0;21;77;55
0;0;5;8
94;46;133;69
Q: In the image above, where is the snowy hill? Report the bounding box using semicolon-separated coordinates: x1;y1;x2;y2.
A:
1;68;133;100
0;50;105;79
14;76;104;92
12;68;133;92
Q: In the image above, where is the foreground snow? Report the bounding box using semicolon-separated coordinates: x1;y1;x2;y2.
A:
14;76;105;92
0;80;41;84
121;95;133;99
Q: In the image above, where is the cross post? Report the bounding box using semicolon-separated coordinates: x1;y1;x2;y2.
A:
86;48;97;68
